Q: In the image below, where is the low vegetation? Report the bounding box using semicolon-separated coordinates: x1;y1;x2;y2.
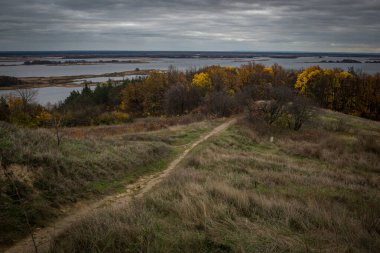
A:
51;110;380;253
0;118;219;248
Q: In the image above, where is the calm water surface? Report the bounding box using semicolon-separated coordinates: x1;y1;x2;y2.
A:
0;75;147;105
73;74;147;84
1;57;379;77
0;86;96;105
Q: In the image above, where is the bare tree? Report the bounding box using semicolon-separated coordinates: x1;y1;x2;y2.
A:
262;86;293;125
235;85;257;107
248;86;312;131
164;85;187;115
16;88;37;106
287;95;313;131
206;91;236;117
52;112;65;146
164;84;202;116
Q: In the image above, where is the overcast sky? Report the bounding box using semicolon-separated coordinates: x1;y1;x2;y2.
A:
0;0;379;52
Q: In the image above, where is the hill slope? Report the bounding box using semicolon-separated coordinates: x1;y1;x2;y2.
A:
50;110;380;253
0;118;221;250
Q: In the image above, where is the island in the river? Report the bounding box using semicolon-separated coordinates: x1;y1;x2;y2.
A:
308;59;362;64
0;69;152;89
365;60;380;63
23;59;148;66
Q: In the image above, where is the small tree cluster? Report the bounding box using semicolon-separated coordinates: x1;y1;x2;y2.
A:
164;85;202;116
249;86;313;131
0;89;52;127
59;82;131;126
295;66;380;120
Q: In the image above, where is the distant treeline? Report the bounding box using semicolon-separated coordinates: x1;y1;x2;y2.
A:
23;60;143;65
57;64;378;122
0;76;22;87
23;60;86;65
319;59;362;63
0;63;379;128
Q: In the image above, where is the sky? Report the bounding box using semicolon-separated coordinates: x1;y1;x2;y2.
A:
0;0;379;52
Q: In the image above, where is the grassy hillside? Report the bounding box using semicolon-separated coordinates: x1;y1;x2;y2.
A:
51;110;380;253
0;118;220;248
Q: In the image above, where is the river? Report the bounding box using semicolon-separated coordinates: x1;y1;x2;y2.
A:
0;56;379;78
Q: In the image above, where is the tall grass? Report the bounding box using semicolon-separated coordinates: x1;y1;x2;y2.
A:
0;119;218;248
51;110;380;253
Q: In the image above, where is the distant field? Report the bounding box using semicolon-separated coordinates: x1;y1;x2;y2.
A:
50;109;380;253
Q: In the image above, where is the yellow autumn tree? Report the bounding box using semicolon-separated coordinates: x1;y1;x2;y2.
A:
6;95;42;127
338;71;353;80
295;67;356;110
237;62;273;91
203;66;240;94
192;72;212;90
295;66;322;94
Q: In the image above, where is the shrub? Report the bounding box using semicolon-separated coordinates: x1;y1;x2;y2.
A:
286;95;313;131
261;86;293;125
234;85;257;107
205;91;236;117
36;110;53;125
248;86;312;131
164;85;202;116
98;111;130;124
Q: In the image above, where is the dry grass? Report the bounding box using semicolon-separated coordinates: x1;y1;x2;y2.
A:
0;119;219;249
50;110;379;252
63;113;208;140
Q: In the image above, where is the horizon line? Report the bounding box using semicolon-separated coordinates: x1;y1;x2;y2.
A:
0;50;379;55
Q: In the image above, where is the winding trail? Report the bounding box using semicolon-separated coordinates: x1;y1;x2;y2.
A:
4;118;237;253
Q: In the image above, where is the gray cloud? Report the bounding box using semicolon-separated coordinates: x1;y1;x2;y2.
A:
0;0;379;51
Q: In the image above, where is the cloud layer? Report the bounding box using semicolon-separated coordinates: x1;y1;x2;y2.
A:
0;0;379;51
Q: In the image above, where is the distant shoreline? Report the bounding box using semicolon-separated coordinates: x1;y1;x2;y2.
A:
1;51;379;59
0;69;152;90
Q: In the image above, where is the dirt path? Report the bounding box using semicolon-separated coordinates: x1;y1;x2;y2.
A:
4;118;237;253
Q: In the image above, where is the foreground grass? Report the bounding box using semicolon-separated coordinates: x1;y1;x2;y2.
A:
51;110;379;253
0;119;219;248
